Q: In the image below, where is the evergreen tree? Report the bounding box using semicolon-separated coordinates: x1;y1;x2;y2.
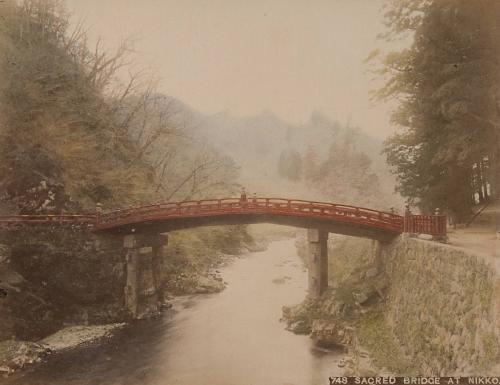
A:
315;142;382;206
376;0;500;222
302;145;319;180
277;149;302;181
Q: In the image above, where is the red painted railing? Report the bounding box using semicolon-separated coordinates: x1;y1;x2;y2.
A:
404;214;447;236
0;197;448;237
95;197;404;233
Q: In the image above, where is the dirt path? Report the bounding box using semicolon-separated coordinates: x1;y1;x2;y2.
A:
446;200;500;273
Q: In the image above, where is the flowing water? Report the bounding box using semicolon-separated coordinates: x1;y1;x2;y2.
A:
6;238;345;385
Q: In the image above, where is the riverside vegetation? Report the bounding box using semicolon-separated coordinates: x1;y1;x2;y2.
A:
0;224;260;374
282;234;500;376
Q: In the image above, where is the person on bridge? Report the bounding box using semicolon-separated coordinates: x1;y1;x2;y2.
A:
240;188;248;207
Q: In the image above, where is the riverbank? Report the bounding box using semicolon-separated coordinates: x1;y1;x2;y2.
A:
283;234;500;376
0;225;297;379
0;224;266;377
0;323;125;376
3;237;346;385
163;224;296;295
162;225;260;295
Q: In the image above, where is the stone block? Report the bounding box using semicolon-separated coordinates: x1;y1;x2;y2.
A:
308;228;320;243
123;235;137;249
308;229;328;298
139;247;153;255
158;233;169;247
307;228;328;243
365;267;378;279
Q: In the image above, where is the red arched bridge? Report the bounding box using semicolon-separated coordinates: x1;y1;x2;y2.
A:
0;196;447;242
0;196;447;301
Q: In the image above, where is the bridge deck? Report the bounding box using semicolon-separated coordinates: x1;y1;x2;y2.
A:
95;198;403;236
0;197;447;239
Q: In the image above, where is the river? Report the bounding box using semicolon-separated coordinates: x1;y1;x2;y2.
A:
5;238;345;385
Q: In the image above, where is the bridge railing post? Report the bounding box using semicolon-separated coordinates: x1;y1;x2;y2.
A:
432;208;448;242
96;202;102;225
403;204;412;234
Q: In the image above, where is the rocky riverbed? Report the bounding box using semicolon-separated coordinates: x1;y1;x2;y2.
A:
281;234;402;376
3;238;347;385
0;226;274;378
0;323;125;376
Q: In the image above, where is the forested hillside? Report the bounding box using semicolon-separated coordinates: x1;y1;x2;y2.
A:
374;0;500;222
179;107;401;210
0;0;240;215
0;0;154;212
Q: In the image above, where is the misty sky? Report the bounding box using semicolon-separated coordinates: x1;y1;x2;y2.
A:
65;0;394;138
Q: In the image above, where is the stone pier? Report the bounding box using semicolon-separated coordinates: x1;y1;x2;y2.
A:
123;233;168;319
307;229;329;298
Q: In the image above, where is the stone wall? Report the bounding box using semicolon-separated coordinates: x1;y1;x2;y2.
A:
0;228;168;343
0;228;128;341
123;233;168;319
286;234;500;375
381;237;500;375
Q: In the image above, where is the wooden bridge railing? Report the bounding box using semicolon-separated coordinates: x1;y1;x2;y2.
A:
404;214;447;236
95;197;404;233
0;197;448;238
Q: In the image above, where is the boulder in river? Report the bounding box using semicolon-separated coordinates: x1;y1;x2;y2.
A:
0;340;51;374
194;275;226;294
0;244;10;265
311;319;354;348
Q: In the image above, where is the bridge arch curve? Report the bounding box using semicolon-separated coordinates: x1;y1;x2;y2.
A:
95;197;403;242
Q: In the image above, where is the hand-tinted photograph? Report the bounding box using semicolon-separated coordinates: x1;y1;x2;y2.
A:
0;1;499;383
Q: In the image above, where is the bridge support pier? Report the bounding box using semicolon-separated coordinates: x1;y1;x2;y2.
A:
123;233;168;319
307;229;328;299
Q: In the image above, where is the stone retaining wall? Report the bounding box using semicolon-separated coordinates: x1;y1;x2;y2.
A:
0;228;168;342
381;237;500;375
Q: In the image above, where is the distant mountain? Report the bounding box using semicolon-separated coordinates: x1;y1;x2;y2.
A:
161;95;400;207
